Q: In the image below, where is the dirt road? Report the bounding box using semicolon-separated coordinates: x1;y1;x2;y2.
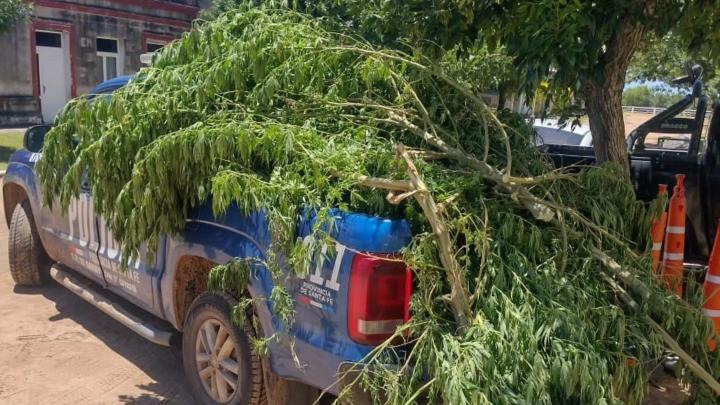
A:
0;202;194;404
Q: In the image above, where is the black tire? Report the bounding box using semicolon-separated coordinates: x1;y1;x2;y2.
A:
183;292;263;405
8;200;50;286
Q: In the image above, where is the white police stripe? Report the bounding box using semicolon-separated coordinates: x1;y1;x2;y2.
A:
652;242;662;251
666;226;685;234
358;319;404;335
663;253;684;261
706;273;720;285
703;308;720;318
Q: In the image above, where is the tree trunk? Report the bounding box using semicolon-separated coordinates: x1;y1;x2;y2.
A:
583;19;647;175
584;81;630;171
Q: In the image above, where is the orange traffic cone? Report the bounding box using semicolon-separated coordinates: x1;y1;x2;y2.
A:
662;174;686;297
703;223;720;351
650;184;669;274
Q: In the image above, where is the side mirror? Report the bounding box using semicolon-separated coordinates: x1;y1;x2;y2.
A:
23;125;51;153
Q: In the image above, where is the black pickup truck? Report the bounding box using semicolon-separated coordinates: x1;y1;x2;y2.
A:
541;67;719;264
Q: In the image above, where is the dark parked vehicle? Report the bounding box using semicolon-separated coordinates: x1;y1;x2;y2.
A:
533;118;593;147
542;65;718;264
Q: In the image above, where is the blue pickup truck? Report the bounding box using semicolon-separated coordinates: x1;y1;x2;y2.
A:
3;76;413;404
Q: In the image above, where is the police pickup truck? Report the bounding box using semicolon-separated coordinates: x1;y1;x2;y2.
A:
3;76;412;404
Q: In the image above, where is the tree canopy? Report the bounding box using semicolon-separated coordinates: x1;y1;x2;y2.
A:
295;1;720;94
628;31;720;98
628;33;692;83
0;0;30;33
254;0;720;170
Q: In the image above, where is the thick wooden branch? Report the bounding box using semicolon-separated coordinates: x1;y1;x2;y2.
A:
592;248;651;301
385;112;555;222
353;157;473;331
396;144;471;331
356;176;414;192
386;190;418;205
405;148;451;161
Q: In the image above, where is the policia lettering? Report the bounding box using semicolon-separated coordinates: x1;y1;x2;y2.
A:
68;194;140;269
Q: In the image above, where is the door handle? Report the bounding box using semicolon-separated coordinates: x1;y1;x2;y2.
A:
42;85;46;94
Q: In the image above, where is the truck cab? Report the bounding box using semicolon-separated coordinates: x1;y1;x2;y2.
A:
542;65;720;264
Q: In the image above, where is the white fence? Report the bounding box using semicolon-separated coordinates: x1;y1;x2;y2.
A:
622;105;710;118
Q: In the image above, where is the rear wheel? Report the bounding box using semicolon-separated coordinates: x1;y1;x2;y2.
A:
8;200;50;286
183;292;263;405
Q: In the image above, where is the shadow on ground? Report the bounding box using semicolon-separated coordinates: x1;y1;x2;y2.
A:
13;280;194;404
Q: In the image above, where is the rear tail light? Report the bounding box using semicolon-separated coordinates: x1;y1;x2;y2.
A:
348;253;412;345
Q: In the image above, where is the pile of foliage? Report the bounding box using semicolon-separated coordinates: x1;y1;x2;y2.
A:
38;9;720;403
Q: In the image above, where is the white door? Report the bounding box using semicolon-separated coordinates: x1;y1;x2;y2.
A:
36;31;69;123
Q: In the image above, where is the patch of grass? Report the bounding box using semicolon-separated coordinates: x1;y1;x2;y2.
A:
0;129;25;171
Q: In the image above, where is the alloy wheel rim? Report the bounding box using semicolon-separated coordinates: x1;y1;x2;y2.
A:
195;318;241;402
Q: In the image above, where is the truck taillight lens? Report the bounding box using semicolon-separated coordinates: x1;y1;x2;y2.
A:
348;253;412;345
